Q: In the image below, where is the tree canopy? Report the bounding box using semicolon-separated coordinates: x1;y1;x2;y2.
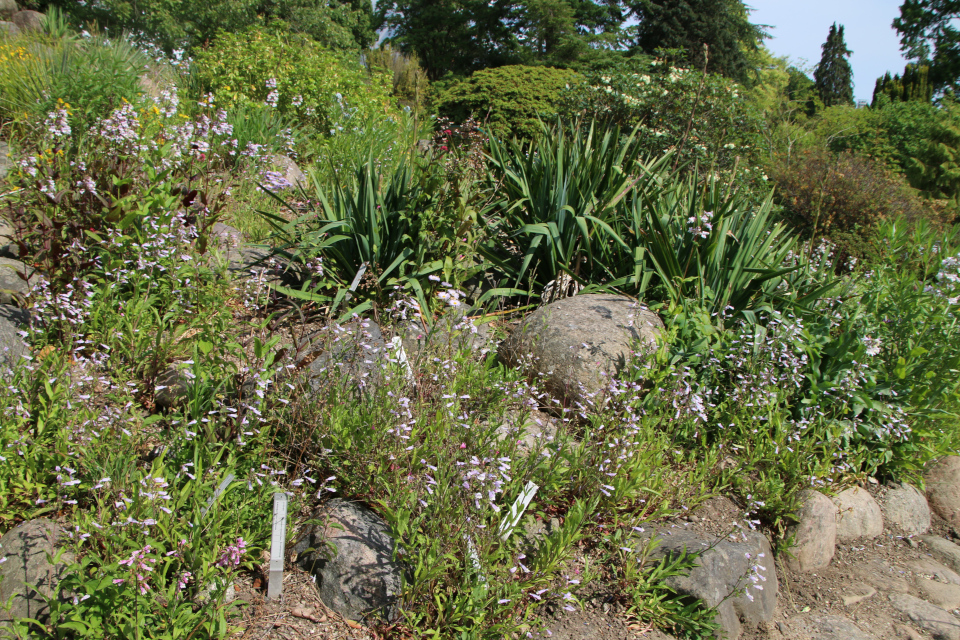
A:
893;0;960;92
624;0;768;82
378;0;626;79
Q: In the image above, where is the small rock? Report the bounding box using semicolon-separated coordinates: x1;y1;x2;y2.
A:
691;496;741;525
896;625;925;640
884;482;932;535
0;0;18;21
917;579;960;610
0;216;17;259
154;365;191;410
0;519;74;629
299;320;390;394
267;154;307;189
851;558;912;594
786;490;837;572
908;558;960;585
926;457;960;530
780;613;877;640
498;294;663;405
0;141;11;182
0;257;28;305
401;311;494;361
495;409;557;453
841;583;877;606
293;499;402;623
11;9;41;32
640;528;778;640
0;20;16;38
922;535;960;574
832;486;884;541
888;592;960;640
0;304;29;370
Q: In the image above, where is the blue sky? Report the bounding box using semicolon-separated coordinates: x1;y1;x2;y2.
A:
747;0;910;102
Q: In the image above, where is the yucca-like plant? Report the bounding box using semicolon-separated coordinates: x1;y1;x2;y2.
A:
479;119;670;297
260;156;488;320
619;174;837;315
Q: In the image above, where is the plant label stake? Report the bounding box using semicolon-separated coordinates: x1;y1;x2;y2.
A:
267;492;288;600
498;481;539;541
348;263;368;292
200;473;235;518
330;263;368;317
390;336;414;382
464;534;487;587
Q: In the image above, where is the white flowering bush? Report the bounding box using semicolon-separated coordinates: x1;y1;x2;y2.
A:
558;58;766;184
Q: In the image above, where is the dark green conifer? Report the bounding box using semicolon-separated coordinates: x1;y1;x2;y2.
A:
814;23;854;107
872;63;933;105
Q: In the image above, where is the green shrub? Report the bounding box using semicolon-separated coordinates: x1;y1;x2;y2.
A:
191;27;394;133
769;147;944;243
433;64;581;140
45;0;375;52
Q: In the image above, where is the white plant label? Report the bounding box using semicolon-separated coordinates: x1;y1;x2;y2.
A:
390;336;414;381
498;481;540;541
267;492;288;600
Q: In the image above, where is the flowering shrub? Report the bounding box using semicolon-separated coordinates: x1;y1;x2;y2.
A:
191;27;395;134
769;147;944;244
4;88;277;291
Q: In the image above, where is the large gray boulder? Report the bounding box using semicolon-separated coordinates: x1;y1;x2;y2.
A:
0;519;74;629
0;257;28;306
499;294;662;404
0;21;17;38
780;614;877;640
640;528;777;639
786;490;836;572
10;10;41;32
0;304;29;370
0;141;12;181
401;309;494;361
0;0;18;21
293;500;402;623
922;536;960;575
888;593;960;640
832;486;883;541
926;457;960;529
883;482;931;535
266;155;307;190
298;320;391;395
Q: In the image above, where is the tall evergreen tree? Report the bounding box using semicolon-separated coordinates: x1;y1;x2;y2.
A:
379;0;518;79
625;0;768;82
814;23;854;107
